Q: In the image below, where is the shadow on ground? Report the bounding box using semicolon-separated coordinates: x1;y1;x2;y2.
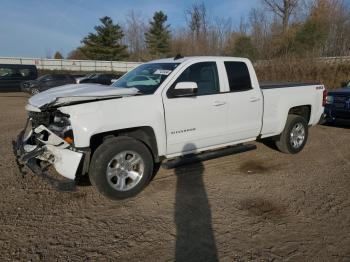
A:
174;143;218;262
257;138;279;152
323;121;350;129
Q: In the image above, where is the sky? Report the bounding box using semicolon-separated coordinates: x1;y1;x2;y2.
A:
0;0;261;58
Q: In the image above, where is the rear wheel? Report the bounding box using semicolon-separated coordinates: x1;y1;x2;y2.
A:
275;114;308;154
89;136;154;200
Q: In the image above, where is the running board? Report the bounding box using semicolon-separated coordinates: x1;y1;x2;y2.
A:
162;143;257;169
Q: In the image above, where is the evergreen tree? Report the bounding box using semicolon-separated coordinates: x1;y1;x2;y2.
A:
145;11;171;58
80;16;128;60
54;51;63;59
293;19;328;54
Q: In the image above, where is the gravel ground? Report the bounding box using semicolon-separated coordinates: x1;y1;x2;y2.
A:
0;93;349;261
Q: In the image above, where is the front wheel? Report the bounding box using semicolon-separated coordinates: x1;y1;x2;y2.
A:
89;137;154;200
275;114;308;154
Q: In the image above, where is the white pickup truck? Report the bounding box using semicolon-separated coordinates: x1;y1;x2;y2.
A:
14;56;326;199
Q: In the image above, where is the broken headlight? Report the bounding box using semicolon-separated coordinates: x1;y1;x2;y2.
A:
48;112;74;144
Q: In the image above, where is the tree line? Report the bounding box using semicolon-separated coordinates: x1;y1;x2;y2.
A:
56;0;350;62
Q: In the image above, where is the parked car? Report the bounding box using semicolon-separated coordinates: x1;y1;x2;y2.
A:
79;73;119;85
0;64;37;92
75;73;96;84
21;74;76;95
324;81;350;122
14;56;326;200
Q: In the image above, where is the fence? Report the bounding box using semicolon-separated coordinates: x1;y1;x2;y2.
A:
0;57;142;72
2;56;350;73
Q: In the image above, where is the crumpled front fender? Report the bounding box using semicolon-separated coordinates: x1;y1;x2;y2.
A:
13;119;83;180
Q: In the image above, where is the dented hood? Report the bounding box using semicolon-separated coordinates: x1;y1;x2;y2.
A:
28;84;139;109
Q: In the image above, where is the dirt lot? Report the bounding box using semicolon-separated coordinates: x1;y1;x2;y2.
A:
0;93;349;261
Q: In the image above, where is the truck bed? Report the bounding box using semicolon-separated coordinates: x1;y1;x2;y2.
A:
260;82;325;138
260;82;319;89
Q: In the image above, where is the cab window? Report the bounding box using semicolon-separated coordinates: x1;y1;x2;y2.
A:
19;68;30;77
0;67;21;78
172;62;220;96
224;62;252;92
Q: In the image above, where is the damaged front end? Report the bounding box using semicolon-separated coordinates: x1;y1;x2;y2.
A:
13;110;86;182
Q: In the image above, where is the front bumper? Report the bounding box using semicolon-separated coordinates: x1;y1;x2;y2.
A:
13;118;83;180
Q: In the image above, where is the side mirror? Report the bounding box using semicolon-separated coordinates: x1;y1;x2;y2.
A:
171;82;198;97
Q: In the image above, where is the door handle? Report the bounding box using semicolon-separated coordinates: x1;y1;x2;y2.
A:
249;97;260;102
213;101;226;106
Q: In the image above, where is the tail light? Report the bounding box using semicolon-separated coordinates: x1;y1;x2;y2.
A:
322;89;328;107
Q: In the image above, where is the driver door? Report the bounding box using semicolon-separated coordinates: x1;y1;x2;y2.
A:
162;62;228;156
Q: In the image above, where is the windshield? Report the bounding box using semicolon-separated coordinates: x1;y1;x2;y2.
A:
112;63;179;94
37;74;51;81
90;74;100;79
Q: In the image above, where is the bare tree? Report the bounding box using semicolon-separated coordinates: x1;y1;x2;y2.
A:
125;11;147;61
185;2;209;54
262;0;299;32
186;3;208;37
312;0;350;56
213;17;233;55
67;48;87;60
249;7;270;58
238;17;248;35
45;49;52;59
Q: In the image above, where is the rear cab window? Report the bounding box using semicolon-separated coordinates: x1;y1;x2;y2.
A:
224;62;252;92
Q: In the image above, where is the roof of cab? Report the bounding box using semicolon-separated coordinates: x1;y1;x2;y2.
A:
149;56;249;64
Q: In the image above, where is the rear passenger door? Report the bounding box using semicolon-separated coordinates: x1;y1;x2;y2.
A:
223;61;263;141
162;61;228;155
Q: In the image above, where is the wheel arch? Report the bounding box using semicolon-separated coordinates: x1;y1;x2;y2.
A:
90;126;160;163
288;105;312;124
264;104;312;140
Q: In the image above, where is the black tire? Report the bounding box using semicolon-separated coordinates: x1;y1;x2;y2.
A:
89;136;154;200
275;114;308;154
